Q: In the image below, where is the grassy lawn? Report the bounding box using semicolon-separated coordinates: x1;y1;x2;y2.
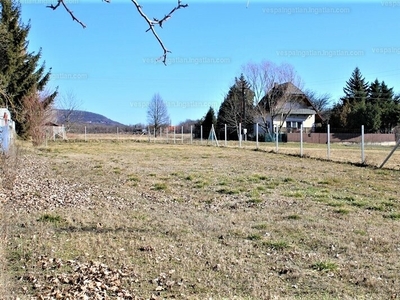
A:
1;140;400;299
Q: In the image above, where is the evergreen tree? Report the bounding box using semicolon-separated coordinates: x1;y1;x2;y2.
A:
0;22;8;93
330;67;369;131
380;81;394;100
381;101;400;133
368;79;381;106
329;101;352;130
201;106;216;137
331;68;400;132
347;101;381;133
0;0;57;137
374;80;399;133
341;67;369;105
216;74;254;140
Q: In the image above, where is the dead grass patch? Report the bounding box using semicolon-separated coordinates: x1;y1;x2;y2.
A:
2;140;400;299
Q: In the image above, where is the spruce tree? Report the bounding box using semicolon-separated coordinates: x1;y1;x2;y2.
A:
331;68;400;132
330;67;369;131
376;81;399;133
341;67;369;105
0;0;57;137
347;101;381;133
380;81;394;100
368;79;381;106
216;74;254;139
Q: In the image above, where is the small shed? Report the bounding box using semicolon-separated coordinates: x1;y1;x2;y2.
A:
45;122;67;140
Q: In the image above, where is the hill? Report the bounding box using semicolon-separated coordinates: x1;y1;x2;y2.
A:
55;109;125;126
53;109;136;134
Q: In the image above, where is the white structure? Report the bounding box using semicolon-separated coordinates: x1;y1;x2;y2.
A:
0;108;15;152
0;108;15;128
45;122;66;140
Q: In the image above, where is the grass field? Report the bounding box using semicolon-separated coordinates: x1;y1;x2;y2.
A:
67;133;400;169
1;139;400;299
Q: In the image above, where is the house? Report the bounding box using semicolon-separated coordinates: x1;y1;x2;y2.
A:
255;82;323;136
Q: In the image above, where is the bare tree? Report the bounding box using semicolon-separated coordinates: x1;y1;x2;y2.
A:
46;1;188;64
242;61;303;134
55;90;83;132
22;90;54;146
304;89;332;116
178;119;198;134
147;93;169;137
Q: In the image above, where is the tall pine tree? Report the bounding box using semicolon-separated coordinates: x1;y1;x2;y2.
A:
330;68;400;133
368;79;381;106
217;74;254;140
342;67;369;105
0;0;57;137
330;67;370;131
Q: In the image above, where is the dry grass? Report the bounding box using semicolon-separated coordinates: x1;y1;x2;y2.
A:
2;139;400;299
0;143;20;190
63;133;400;169
0;206;10;299
0;143;22;300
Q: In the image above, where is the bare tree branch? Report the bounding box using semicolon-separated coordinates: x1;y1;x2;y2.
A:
304;89;332;114
47;0;188;65
131;0;188;65
46;0;87;28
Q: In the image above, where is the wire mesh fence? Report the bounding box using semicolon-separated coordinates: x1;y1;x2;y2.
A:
52;124;400;170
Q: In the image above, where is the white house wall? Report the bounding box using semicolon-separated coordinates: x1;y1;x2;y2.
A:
255;114;316;134
283;114;315;129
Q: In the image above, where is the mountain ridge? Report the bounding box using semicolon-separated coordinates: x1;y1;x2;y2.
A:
54;109;125;126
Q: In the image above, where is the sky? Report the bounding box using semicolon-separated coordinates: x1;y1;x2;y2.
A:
18;0;400;126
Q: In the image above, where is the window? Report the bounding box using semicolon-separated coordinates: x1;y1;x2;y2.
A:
286;121;303;129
